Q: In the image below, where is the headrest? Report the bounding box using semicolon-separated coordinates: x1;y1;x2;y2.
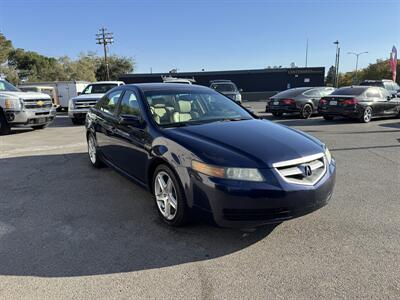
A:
178;100;191;113
153;104;166;108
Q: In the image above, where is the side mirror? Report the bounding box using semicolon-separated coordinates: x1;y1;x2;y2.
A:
77;92;82;96
387;96;392;101
119;115;143;127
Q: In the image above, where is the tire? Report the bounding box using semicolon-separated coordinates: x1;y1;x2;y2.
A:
272;112;283;117
300;104;313;119
32;124;47;130
359;106;372;123
152;164;189;227
72;118;84;125
87;133;104;168
323;115;334;121
0;110;11;135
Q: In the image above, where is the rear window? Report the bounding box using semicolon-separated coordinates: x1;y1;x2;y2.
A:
330;87;367;96
273;88;309;98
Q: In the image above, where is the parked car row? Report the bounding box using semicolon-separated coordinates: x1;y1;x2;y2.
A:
266;80;400;123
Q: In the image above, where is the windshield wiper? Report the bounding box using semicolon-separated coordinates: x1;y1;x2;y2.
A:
219;117;251;122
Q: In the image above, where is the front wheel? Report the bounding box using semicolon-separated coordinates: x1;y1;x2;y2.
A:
153;164;189;227
359;106;372;123
0;111;11;135
300;104;313;119
87;133;104;168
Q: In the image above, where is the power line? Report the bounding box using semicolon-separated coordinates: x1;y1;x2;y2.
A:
96;27;114;80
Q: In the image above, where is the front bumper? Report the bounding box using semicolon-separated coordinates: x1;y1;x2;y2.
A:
68;108;89;119
7;108;56;127
190;161;336;228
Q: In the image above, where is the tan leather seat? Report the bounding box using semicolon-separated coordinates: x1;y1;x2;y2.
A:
151;97;169;124
173;100;192;122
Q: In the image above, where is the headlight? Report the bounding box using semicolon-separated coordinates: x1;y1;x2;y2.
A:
4;98;22;110
192;161;264;182
68;99;74;110
324;146;332;164
236;94;242;101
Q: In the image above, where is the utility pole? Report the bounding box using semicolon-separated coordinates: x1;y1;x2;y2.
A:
348;51;368;84
333;40;340;87
96;27;114;80
305;38;309;67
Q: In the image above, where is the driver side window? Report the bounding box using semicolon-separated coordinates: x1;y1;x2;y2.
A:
119;91;141;116
98;90;122;115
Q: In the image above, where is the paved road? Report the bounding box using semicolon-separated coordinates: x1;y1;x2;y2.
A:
0;106;399;299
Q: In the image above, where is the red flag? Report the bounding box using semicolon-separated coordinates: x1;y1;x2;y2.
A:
390;46;397;82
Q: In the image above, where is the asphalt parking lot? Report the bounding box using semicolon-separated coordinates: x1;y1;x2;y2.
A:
0;102;399;299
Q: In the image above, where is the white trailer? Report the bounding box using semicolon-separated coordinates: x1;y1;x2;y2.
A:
18;81;89;110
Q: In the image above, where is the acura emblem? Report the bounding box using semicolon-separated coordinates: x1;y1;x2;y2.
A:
302;164;312;177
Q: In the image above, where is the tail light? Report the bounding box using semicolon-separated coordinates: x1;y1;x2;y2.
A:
342;98;358;105
319;98;328;105
282;99;295;105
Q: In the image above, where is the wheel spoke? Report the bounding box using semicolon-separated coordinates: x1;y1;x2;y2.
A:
169;194;177;210
157;176;166;192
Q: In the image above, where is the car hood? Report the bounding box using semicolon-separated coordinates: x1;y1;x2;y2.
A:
165;119;324;168
0;91;51;100
71;93;104;101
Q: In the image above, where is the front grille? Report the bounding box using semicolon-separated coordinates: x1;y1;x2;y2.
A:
273;153;326;186
74;99;98;109
23;99;52;109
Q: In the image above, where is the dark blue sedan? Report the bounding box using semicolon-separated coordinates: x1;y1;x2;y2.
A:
85;83;336;228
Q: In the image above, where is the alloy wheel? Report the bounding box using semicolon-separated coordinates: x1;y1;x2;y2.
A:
363;107;372;123
154;171;178;220
88;135;97;164
302;104;312;119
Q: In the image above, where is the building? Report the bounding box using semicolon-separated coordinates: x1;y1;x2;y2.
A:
120;67;325;101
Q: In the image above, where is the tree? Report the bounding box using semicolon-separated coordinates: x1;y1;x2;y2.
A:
0;32;13;64
325;65;336;86
95;55;135;81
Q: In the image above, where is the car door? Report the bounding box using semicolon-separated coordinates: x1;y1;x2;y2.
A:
380;88;399;115
94;89;123;163
365;88;385;116
111;89;149;183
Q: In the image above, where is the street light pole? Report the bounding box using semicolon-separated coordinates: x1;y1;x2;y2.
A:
333;40;340;87
348;51;368;84
96;27;114;80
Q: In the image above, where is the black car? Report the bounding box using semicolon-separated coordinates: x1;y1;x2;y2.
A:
318;86;400;123
85;83;336;228
360;79;400;98
268;87;335;119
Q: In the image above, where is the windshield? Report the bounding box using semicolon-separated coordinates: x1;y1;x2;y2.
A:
360;81;384;88
0;80;20;92
330;87;367;96
82;83;118;94
211;83;237;92
144;90;252;127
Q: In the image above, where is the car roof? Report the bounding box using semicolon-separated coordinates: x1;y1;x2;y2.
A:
91;81;124;85
127;82;211;92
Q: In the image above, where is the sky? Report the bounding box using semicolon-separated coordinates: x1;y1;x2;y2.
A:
0;0;399;74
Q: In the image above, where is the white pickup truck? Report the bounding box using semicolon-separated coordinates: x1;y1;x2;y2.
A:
68;81;124;124
0;79;56;135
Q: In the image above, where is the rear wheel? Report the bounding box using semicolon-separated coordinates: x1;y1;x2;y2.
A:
323;115;334;121
87;133;104;168
359;106;372;123
300;104;313;119
0;110;11;135
153;164;188;227
272;112;283;117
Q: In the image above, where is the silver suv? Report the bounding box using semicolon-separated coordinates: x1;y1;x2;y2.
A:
0;79;55;135
210;80;242;104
